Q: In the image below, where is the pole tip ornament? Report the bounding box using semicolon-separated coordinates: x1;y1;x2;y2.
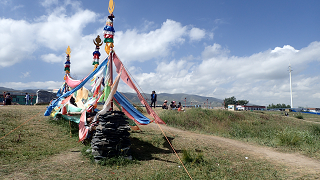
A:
93;35;103;47
66;46;71;56
108;0;114;14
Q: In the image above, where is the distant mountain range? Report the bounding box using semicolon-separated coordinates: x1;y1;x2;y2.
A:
120;92;224;107
0;87;224;107
0;87;41;95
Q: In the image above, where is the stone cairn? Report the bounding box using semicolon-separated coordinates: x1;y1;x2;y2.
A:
91;111;131;161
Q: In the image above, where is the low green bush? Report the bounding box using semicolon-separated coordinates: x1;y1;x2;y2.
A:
182;149;204;165
277;128;302;146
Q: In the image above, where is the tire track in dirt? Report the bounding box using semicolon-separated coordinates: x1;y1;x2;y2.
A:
146;123;320;175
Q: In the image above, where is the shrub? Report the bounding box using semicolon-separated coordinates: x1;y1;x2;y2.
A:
182;149;204;165
277;128;302;147
311;124;320;136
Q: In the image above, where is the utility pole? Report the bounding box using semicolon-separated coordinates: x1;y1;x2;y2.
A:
289;65;293;108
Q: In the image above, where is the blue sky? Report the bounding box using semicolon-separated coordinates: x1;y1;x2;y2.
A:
1;0;320;108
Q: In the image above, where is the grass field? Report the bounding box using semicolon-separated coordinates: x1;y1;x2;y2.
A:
1;105;319;179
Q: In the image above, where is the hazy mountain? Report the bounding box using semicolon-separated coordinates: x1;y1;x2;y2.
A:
121;92;224;107
0;87;224;107
0;87;47;95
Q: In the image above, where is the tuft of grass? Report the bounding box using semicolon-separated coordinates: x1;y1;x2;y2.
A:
81;146;138;166
295;114;304;119
182;149;204;165
277;128;302;146
311;124;320;135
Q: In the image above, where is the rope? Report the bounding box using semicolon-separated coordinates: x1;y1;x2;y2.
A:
69;121;72;137
155;121;193;180
120;60;150;103
0;110;43;140
119;92;144;112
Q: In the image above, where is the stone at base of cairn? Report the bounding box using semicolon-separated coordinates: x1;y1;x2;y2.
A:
91;111;131;162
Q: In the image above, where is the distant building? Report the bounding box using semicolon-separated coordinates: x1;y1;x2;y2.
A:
228;104;235;111
304;108;320;112
0;90;57;105
236;105;245;111
236;105;266;111
36;90;57;105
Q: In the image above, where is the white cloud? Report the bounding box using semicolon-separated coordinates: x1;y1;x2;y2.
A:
115;19;187;63
271;45;299;54
0;18;37;67
12;5;24;11
201;43;229;60
189;27;206;41
41;0;59;7
20;72;30;78
41;53;63;63
0;0;10;5
0;3;98;68
0;81;63;90
36;9;97;51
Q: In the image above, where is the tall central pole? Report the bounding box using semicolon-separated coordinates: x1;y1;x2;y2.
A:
104;0;115;111
110;52;113;111
289;65;293;108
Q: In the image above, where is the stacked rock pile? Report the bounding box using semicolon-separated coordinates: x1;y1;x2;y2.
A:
91;111;131;161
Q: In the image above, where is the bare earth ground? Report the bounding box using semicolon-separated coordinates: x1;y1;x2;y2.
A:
3;122;320;179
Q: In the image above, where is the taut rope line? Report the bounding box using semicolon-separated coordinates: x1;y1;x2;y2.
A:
0;110;43;140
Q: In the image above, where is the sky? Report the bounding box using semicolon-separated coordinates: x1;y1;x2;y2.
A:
0;0;320;108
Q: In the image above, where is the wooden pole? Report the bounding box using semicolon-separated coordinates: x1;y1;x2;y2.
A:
69;121;72;137
110;52;113;111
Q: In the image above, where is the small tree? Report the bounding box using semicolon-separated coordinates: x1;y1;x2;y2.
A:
268;103;291;109
224;97;250;108
237;100;249;105
224;96;237;108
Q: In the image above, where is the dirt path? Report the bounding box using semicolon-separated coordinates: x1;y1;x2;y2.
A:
302;119;320;124
145;123;320;175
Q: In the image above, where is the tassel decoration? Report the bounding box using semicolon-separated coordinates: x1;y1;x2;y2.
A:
92;35;103;69
104;14;115;55
64;46;71;77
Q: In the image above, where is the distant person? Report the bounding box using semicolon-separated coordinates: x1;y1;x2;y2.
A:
170;101;176;109
5;92;12;105
25;93;30;105
162;100;168;109
2;91;6;105
150;90;157;108
177;102;184;111
177;102;181;108
30;95;33;105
